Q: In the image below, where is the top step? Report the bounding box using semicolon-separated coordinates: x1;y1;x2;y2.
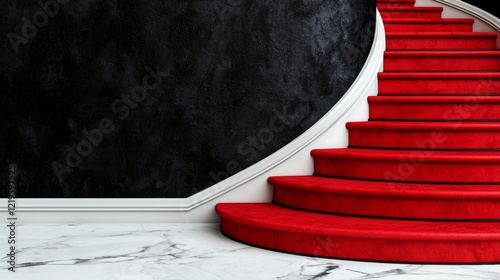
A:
377;0;415;3
377;3;415;9
380;7;443;19
377;0;415;4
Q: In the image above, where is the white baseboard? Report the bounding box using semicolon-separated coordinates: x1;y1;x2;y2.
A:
1;10;386;223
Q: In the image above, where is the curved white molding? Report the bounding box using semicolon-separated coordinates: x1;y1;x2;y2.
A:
4;10;386;222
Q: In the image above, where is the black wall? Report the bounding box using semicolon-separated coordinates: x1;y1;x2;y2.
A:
1;0;375;198
462;1;500;19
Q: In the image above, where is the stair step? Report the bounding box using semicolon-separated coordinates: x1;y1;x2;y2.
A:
377;0;415;4
311;148;500;183
369;96;500;120
377;3;415;9
216;203;500;263
377;0;415;3
386;32;497;50
383;18;474;32
378;72;500;95
384;51;500;71
270;175;500;220
347;121;500;149
379;7;443;19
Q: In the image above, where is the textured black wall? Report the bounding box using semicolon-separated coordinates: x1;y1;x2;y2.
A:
462;1;500;18
1;0;375;198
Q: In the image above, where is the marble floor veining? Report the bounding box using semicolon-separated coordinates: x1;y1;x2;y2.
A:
1;223;500;280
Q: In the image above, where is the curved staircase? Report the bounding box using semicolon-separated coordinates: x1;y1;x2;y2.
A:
216;0;500;263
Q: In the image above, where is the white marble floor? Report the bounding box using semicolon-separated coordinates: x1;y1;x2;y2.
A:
1;223;500;280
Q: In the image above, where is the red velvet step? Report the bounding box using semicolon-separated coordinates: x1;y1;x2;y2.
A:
384;51;500;72
379;7;443;20
216;203;500;263
270;175;500;220
347;121;500;149
386;32;497;50
377;0;415;5
377;0;415;3
377;3;415;9
383;18;474;32
378;72;500;95
369;96;500;121
312;148;500;183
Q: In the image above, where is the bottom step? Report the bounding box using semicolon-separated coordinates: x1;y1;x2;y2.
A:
216;203;500;263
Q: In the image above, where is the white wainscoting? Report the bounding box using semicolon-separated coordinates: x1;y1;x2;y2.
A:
2;10;387;222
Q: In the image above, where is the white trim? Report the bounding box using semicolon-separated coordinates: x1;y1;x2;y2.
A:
0;10;386;222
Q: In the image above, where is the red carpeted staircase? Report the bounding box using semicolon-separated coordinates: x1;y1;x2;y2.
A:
216;0;500;263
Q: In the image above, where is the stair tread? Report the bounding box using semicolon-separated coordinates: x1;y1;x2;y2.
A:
378;72;500;78
377;4;415;8
386;49;499;51
379;7;443;12
386;32;498;37
377;0;415;3
379;93;500;96
269;175;500;198
383;18;474;23
311;148;500;162
384;50;500;57
347;121;500;131
368;95;500;103
217;203;500;240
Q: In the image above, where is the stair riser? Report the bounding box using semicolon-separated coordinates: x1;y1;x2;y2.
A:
370;102;500;120
386;37;497;50
221;219;500;263
381;11;442;19
384;56;500;71
274;187;500;220
348;129;500;149
384;23;472;32
378;78;500;94
314;157;500;183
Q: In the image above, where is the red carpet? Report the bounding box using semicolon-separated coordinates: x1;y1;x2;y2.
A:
216;0;500;263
